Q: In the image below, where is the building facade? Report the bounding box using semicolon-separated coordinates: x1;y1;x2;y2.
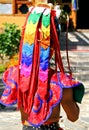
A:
0;0;89;29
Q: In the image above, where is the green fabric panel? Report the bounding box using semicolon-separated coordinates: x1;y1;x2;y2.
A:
42;14;50;27
73;84;85;103
28;12;42;24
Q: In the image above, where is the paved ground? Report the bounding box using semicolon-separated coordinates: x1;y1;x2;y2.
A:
0;31;89;130
0;90;89;130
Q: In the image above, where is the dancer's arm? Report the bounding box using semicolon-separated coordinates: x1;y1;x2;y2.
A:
61;88;80;122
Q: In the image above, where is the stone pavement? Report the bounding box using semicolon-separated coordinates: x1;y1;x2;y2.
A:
0;31;89;130
60;30;89;130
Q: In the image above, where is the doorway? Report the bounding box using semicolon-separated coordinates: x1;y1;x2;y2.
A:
77;0;89;29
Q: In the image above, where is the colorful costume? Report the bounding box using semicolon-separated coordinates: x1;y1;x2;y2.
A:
0;4;84;129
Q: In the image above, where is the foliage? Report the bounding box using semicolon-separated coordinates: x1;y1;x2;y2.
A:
0;23;21;58
60;9;68;24
0;64;6;73
59;5;74;32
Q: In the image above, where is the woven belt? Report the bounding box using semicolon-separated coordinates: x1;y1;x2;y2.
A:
23;122;61;130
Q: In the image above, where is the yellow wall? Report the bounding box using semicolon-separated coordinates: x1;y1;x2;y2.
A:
0;14;26;29
0;1;77;29
0;0;12;4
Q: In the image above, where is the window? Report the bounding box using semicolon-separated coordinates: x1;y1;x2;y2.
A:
0;3;12;14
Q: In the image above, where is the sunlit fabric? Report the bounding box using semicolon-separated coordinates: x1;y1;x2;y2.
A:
0;4;84;128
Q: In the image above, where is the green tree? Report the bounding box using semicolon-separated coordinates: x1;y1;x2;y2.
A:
0;23;21;59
